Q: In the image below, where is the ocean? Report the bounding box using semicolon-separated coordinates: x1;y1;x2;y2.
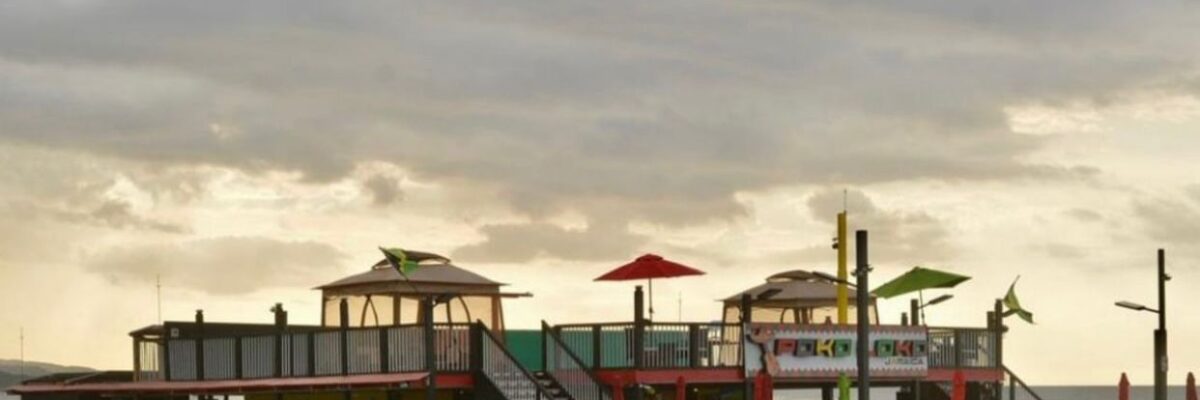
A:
0;387;1191;400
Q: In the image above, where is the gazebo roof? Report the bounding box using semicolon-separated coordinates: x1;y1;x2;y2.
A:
316;253;529;297
319;260;504;289
723;269;875;307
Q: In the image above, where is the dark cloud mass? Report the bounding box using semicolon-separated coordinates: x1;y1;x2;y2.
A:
1132;191;1200;261
363;174;404;206
86;237;346;294
1;0;1198;241
794;188;953;265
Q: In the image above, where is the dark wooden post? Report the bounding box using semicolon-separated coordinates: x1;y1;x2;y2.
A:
274;303;287;377
163;326;173;381
380;325;391;373
470;322;483;372
740;293;752;400
855;230;871;400
901;313;909;326
306;331;316;377
132;337;142;382
953;329;964;369
688;324;701;368
423;296;437;400
910;299;920;326
195;310;205;381
592;325;602;369
541;321;549;372
633;286;645;369
339;299;350;376
234;336;244;379
993;299;1004;368
993;299;1005;400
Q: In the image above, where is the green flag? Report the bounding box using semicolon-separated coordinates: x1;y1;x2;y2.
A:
380;247;421;276
1003;277;1034;324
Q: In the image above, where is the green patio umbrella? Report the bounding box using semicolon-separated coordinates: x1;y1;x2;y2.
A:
872;266;970;324
872;266;971;299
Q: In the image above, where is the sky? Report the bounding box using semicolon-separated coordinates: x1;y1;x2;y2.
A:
2;0;1200;385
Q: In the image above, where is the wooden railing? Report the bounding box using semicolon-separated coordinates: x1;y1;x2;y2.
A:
927;327;999;369
550;322;999;372
543;322;611;400
148;323;471;381
552;322;743;370
1003;365;1044;400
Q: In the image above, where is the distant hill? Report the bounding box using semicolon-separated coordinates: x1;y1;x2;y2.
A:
0;359;94;389
1;370;27;391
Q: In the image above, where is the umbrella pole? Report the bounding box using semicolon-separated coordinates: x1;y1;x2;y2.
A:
648;278;654;320
919;290;926;326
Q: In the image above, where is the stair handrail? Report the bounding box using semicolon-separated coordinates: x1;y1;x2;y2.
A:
1003;365;1044;400
542;321;612;400
474;321;554;400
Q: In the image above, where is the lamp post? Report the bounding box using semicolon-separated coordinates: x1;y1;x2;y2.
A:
855;230;872;400
1115;249;1169;400
814;230;872;400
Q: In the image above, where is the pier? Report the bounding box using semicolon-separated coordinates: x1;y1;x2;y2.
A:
8;251;1030;400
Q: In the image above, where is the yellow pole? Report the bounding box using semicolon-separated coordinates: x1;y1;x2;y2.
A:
836;211;849;324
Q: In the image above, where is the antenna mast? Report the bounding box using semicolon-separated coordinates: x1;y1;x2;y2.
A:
156;274;162;324
19;327;25;377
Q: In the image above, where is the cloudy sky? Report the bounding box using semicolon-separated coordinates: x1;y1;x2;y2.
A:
2;0;1200;385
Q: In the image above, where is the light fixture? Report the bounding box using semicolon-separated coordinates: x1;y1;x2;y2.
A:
1115;300;1157;313
921;294;954;308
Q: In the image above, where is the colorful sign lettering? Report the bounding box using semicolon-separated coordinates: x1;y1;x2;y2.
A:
743;324;928;378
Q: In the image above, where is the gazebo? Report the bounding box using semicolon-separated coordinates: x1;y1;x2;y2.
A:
721;270;878;325
316;250;529;331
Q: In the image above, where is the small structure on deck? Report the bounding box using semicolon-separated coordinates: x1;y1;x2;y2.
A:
721;270;878;325
316;250;530;330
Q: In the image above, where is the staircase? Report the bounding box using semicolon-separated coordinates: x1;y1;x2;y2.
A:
542;322;612;400
473;323;556;400
534;371;572;400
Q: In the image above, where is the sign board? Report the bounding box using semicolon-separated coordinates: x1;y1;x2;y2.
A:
743;323;928;379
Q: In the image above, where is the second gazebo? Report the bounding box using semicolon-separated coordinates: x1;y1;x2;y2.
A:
721;270;878;325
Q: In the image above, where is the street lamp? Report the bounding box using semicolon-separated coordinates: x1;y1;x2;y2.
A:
813;231;874;400
1114;301;1155;313
854;230;872;400
1114;249;1170;400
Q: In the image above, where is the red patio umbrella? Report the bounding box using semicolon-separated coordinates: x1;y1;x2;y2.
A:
595;254;705;320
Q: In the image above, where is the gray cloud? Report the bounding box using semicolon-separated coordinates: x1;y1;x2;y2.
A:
86;237;346;295
363;174;404;206
1032;243;1087;260
453;221;647;263
794;188;953;265
3;0;1184;231
71;199;189;233
1132;190;1200;261
1064;208;1103;223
